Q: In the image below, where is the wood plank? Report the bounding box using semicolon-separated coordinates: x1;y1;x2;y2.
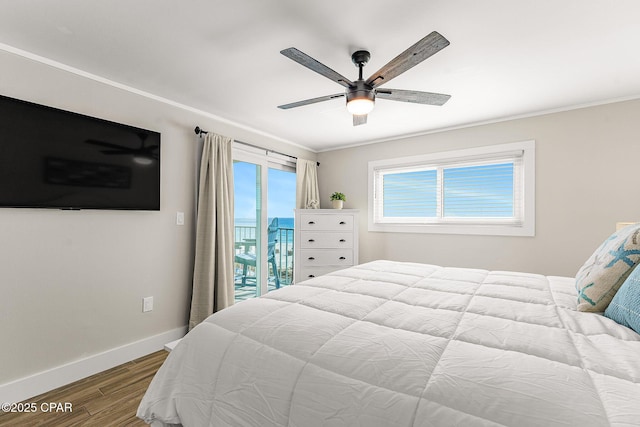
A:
99;356;164;396
84;373;155;416
76;394;144;426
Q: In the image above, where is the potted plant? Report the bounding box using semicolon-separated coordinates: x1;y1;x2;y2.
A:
330;192;346;209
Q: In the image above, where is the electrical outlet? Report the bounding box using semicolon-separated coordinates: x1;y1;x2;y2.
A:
143;296;154;312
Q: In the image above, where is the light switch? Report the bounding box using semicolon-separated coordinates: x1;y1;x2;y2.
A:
176;211;185;226
143;296;153;312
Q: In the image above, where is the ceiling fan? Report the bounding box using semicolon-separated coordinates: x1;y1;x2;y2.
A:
85;132;159;165
278;31;451;126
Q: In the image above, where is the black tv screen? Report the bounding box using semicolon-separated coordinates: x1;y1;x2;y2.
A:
0;94;160;210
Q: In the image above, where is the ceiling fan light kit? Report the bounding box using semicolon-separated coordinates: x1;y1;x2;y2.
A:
346;84;375;116
346;97;374;115
278;31;451;126
133;155;154;165
85;132;159;164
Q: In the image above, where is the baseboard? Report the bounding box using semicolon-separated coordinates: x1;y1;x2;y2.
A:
164;338;182;352
0;326;187;404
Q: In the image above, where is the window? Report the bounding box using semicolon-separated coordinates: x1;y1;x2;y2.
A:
368;141;535;236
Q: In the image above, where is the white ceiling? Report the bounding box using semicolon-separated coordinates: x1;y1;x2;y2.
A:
1;0;639;152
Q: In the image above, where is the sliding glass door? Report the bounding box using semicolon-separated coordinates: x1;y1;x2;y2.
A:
233;147;296;302
267;167;296;289
233;159;263;301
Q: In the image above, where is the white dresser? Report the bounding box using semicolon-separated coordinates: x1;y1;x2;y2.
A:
294;209;359;283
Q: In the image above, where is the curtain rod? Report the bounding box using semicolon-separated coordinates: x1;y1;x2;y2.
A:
194;126;319;166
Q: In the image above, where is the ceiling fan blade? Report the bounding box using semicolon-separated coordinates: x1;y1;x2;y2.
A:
365;31;450;88
278;93;345;109
281;48;354;89
101;149;133;155
85;139;129;150
353;114;367;126
376;88;451;106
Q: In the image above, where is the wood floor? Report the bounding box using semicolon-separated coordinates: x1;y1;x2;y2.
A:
0;350;168;427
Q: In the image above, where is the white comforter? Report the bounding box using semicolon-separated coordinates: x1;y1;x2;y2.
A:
138;260;640;426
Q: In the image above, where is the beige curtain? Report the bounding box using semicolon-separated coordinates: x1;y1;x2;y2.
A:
189;132;235;330
296;158;320;209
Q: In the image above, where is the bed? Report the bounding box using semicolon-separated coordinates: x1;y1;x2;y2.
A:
137;259;640;427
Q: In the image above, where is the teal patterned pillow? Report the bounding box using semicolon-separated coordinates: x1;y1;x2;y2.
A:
575;223;640;312
604;265;640;333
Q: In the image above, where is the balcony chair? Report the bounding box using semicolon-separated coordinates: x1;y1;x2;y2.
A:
235;217;280;289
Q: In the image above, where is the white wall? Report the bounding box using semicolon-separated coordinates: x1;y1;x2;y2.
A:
317;99;640;277
0;49;315;395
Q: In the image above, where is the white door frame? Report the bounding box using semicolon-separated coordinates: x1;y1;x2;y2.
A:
233;148;269;296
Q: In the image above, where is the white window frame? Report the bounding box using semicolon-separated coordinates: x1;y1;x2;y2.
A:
368;140;535;236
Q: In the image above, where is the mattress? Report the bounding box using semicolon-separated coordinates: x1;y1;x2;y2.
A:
137;260;640;426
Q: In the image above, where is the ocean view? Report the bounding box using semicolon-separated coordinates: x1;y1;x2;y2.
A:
235;217;294;228
234;217;295;242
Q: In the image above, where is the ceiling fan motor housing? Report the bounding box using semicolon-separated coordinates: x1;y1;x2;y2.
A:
346;80;375;104
346;79;375;116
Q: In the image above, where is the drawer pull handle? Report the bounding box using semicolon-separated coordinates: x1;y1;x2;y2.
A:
339;221;346;225
308;221;315;225
308;257;315;260
308;274;315;278
339;239;346;242
308;239;315;242
339;256;346;260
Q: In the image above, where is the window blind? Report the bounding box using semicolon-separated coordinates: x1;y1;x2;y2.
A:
373;152;524;225
382;168;437;218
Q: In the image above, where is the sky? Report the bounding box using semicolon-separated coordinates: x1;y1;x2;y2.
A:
233;161;296;220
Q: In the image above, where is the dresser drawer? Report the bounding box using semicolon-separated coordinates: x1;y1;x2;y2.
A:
298;266;342;281
299;249;353;266
300;214;354;231
300;232;353;249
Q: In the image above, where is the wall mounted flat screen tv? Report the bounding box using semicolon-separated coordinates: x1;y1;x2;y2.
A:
0;94;160;210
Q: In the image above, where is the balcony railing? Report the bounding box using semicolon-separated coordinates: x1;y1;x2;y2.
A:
234;225;294;298
274;227;294;285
